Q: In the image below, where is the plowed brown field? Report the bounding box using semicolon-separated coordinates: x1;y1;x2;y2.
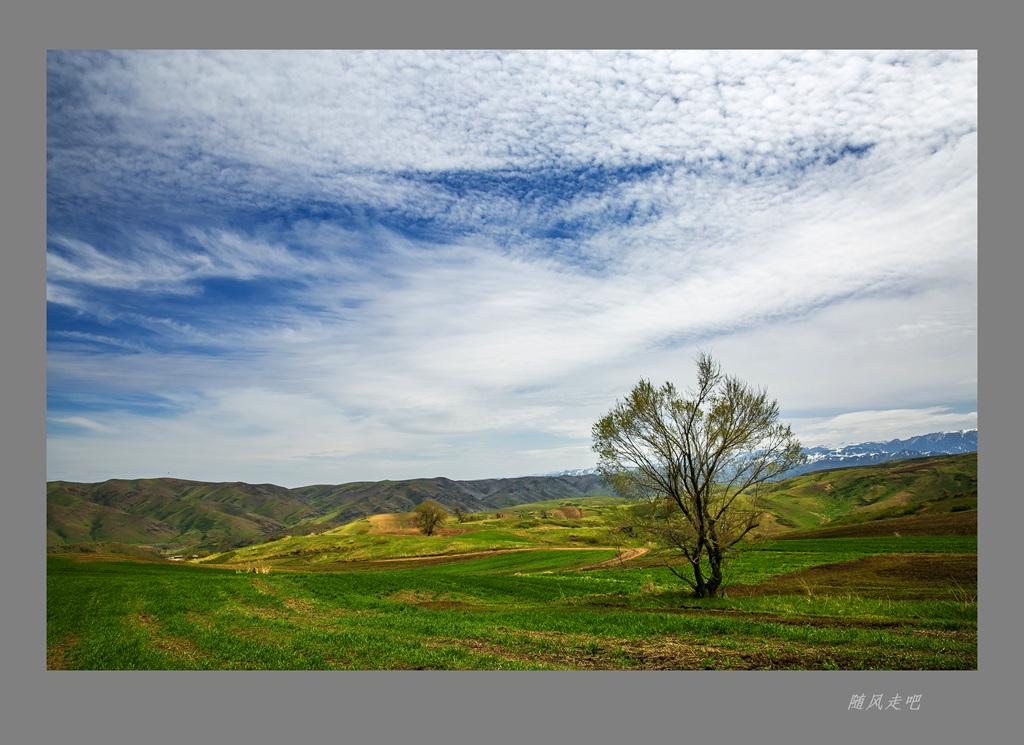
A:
726;553;977;601
776;510;976;539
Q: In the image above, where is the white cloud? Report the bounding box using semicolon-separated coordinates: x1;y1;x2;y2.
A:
790;408;978;448
50;417;118;434
49;50;976;202
47;229;315;298
46;50;977;485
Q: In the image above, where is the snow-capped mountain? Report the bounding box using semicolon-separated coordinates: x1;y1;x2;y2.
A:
530;467;600;478
530;430;976;480
789;429;977;477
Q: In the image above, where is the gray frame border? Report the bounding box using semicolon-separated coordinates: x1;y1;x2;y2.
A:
6;2;1012;743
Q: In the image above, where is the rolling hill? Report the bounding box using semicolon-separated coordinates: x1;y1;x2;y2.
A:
759;451;977;532
46;473;616;552
47;451;977;554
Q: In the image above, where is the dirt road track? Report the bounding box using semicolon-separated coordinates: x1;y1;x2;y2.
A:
570;547;651;571
362;545;651;571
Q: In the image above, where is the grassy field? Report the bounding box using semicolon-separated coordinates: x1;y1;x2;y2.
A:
47;456;978;670
47;510;977;670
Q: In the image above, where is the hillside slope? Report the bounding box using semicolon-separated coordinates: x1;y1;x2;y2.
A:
760;452;977;532
47;473;616;550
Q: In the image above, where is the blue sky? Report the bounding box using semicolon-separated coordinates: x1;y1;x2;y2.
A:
46;50;977;487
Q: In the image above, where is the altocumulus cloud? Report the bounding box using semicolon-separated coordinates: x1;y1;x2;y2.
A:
46;50;976;486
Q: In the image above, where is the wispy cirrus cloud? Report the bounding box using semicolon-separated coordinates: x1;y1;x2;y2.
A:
46;50;977;486
49;416;119;434
790;408;979;448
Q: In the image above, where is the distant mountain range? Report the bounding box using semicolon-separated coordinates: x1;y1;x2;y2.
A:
787;429;977;477
46;430;976;554
532;468;601;477
535;430;978;479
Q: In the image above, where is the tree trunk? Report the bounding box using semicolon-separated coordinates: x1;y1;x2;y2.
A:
691;551;724;598
691;559;709;598
705;549;725;597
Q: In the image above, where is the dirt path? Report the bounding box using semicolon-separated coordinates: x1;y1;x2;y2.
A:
570;547;651;571
199;540;652;573
357;545;651;570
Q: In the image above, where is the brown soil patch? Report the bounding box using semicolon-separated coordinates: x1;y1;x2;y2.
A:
341;546;609;569
386;589;494;612
423;627;972;670
288;545;641;573
186;612;215;629
365;513;472;536
776;510;976;539
608;635;805;670
652;607;917;630
129;612;209;663
890;459;954;474
726;553;977;601
230;600;301;626
367;548;524;566
415;600;489;611
433;526;475;536
753;513;797;536
387;590;423;604
55;553;175;564
47;635;79;670
366;513;410;534
549;506;583;519
283;596;319;613
867;490;914;509
251;577;275;594
375;526;474;536
132;612;161;631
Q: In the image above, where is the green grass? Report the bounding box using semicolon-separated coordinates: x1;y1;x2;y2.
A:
453;530;530;543
760;453;977;531
812;490;977;528
195;511;646;569
48;545;976;671
47;456;978;671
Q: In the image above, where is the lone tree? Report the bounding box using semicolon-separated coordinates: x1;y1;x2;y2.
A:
592;352;804;598
414;500;449;536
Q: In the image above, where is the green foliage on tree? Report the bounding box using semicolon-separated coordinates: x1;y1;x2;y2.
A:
592;351;804;598
414;500;449;536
